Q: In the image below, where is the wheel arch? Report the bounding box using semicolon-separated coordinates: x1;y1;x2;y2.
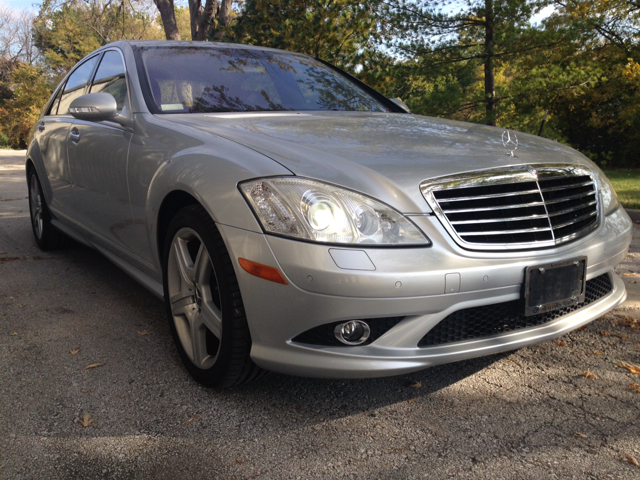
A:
156;190;201;266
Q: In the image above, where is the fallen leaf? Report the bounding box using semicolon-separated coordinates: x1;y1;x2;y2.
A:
576;326;588;331
594;351;604;355
137;330;152;336
619;361;640;374
631;280;638;284
9;332;19;336
623;273;639;277
557;341;566;347
408;381;422;389
235;459;243;465
583;371;597;379
600;331;628;338
629;383;640;393
573;432;588;439
407;398;415;404
69;349;79;355
184;415;205;424
78;412;96;428
625;455;640;467
17;304;26;308
85;363;104;370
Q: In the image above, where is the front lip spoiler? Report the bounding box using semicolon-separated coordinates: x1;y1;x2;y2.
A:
250;273;627;379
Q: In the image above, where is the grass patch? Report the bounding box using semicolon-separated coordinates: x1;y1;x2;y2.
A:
603;169;640;210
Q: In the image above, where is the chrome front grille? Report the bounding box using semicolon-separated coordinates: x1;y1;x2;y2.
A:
420;165;599;250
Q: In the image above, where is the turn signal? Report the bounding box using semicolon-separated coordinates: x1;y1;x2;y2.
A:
238;258;288;285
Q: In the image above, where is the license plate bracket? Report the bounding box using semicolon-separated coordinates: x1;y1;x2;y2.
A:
524;257;586;316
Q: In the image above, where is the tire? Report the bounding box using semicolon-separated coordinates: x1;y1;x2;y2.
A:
162;204;266;387
28;168;69;251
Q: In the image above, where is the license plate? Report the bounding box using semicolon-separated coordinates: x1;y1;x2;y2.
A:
524;257;586;316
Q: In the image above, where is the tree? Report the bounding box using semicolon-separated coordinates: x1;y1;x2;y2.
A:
33;0;164;81
232;0;377;69
0;64;51;148
380;0;555;126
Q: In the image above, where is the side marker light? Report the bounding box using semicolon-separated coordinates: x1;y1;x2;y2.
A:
238;258;288;285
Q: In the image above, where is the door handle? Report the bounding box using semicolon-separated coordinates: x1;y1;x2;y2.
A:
38;123;45;132
69;128;80;142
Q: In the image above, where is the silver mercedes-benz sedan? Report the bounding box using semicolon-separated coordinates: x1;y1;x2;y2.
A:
26;40;632;387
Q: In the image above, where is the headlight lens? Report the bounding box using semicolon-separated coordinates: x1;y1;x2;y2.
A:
592;166;620;215
240;178;430;245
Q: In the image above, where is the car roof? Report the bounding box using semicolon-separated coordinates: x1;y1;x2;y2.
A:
99;40;303;56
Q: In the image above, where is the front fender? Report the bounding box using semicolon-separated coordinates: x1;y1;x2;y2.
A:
143;139;292;273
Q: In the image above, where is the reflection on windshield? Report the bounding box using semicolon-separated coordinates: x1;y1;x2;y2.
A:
140;47;389;114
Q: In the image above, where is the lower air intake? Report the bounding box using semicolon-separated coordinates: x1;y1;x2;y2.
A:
418;273;612;347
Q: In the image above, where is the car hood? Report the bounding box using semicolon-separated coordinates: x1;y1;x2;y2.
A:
168;111;592;213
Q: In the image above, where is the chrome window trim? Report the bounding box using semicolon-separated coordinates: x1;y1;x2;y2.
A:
420;164;600;251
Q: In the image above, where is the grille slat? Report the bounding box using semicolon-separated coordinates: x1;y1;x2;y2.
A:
451;214;549;224
418;274;613;347
421;165;599;250
437;189;541;202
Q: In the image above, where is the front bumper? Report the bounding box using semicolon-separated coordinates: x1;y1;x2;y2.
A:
218;207;632;378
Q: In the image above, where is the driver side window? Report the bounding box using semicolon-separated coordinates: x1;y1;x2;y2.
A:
57;55;99;115
90;51;128;112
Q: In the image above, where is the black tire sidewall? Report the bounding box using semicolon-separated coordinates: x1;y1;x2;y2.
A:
162;205;246;387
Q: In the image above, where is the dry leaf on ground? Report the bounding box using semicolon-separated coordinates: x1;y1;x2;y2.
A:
407;398;415;404
9;332;18;336
85;363;104;370
78;412;96;428
623;273;639;277
619;361;640;374
184;415;205;424
69;349;79;355
583;371;597;379
576;325;588;331
408;381;422;389
625;455;640;467
557;341;566;347
137;330;152;336
594;351;604;355
631;280;638;284
629;383;640;393
600;331;628;338
573;432;587;439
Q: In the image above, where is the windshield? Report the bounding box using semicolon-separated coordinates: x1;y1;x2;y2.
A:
139;46;390;114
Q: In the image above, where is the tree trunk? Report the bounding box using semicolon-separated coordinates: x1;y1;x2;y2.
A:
196;0;218;41
484;0;496;126
154;0;181;40
188;0;202;40
214;0;232;40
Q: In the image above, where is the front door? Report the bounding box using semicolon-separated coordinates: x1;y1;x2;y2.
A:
66;50;136;256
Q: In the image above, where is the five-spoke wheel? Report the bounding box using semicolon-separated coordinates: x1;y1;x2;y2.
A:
163;204;265;387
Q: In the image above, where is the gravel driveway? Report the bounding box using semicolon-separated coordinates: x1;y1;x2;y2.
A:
1;149;639;479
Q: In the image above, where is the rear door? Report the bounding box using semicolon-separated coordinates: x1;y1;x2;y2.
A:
37;55;99;217
66;49;135;257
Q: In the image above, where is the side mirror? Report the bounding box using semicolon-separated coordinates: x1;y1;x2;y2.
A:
390;98;411;113
69;93;118;122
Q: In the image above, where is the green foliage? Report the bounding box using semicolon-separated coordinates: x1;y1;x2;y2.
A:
33;0;163;82
0;63;52;148
232;0;378;70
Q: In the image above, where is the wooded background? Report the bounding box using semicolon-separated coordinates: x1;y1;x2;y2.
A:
1;0;638;168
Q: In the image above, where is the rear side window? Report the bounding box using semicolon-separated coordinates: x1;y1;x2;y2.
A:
90;51;128;112
58;56;99;115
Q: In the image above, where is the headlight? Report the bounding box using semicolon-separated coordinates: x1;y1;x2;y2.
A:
592;166;620;216
240;178;430;246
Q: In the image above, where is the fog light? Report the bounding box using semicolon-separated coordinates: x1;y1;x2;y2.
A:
334;320;370;345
